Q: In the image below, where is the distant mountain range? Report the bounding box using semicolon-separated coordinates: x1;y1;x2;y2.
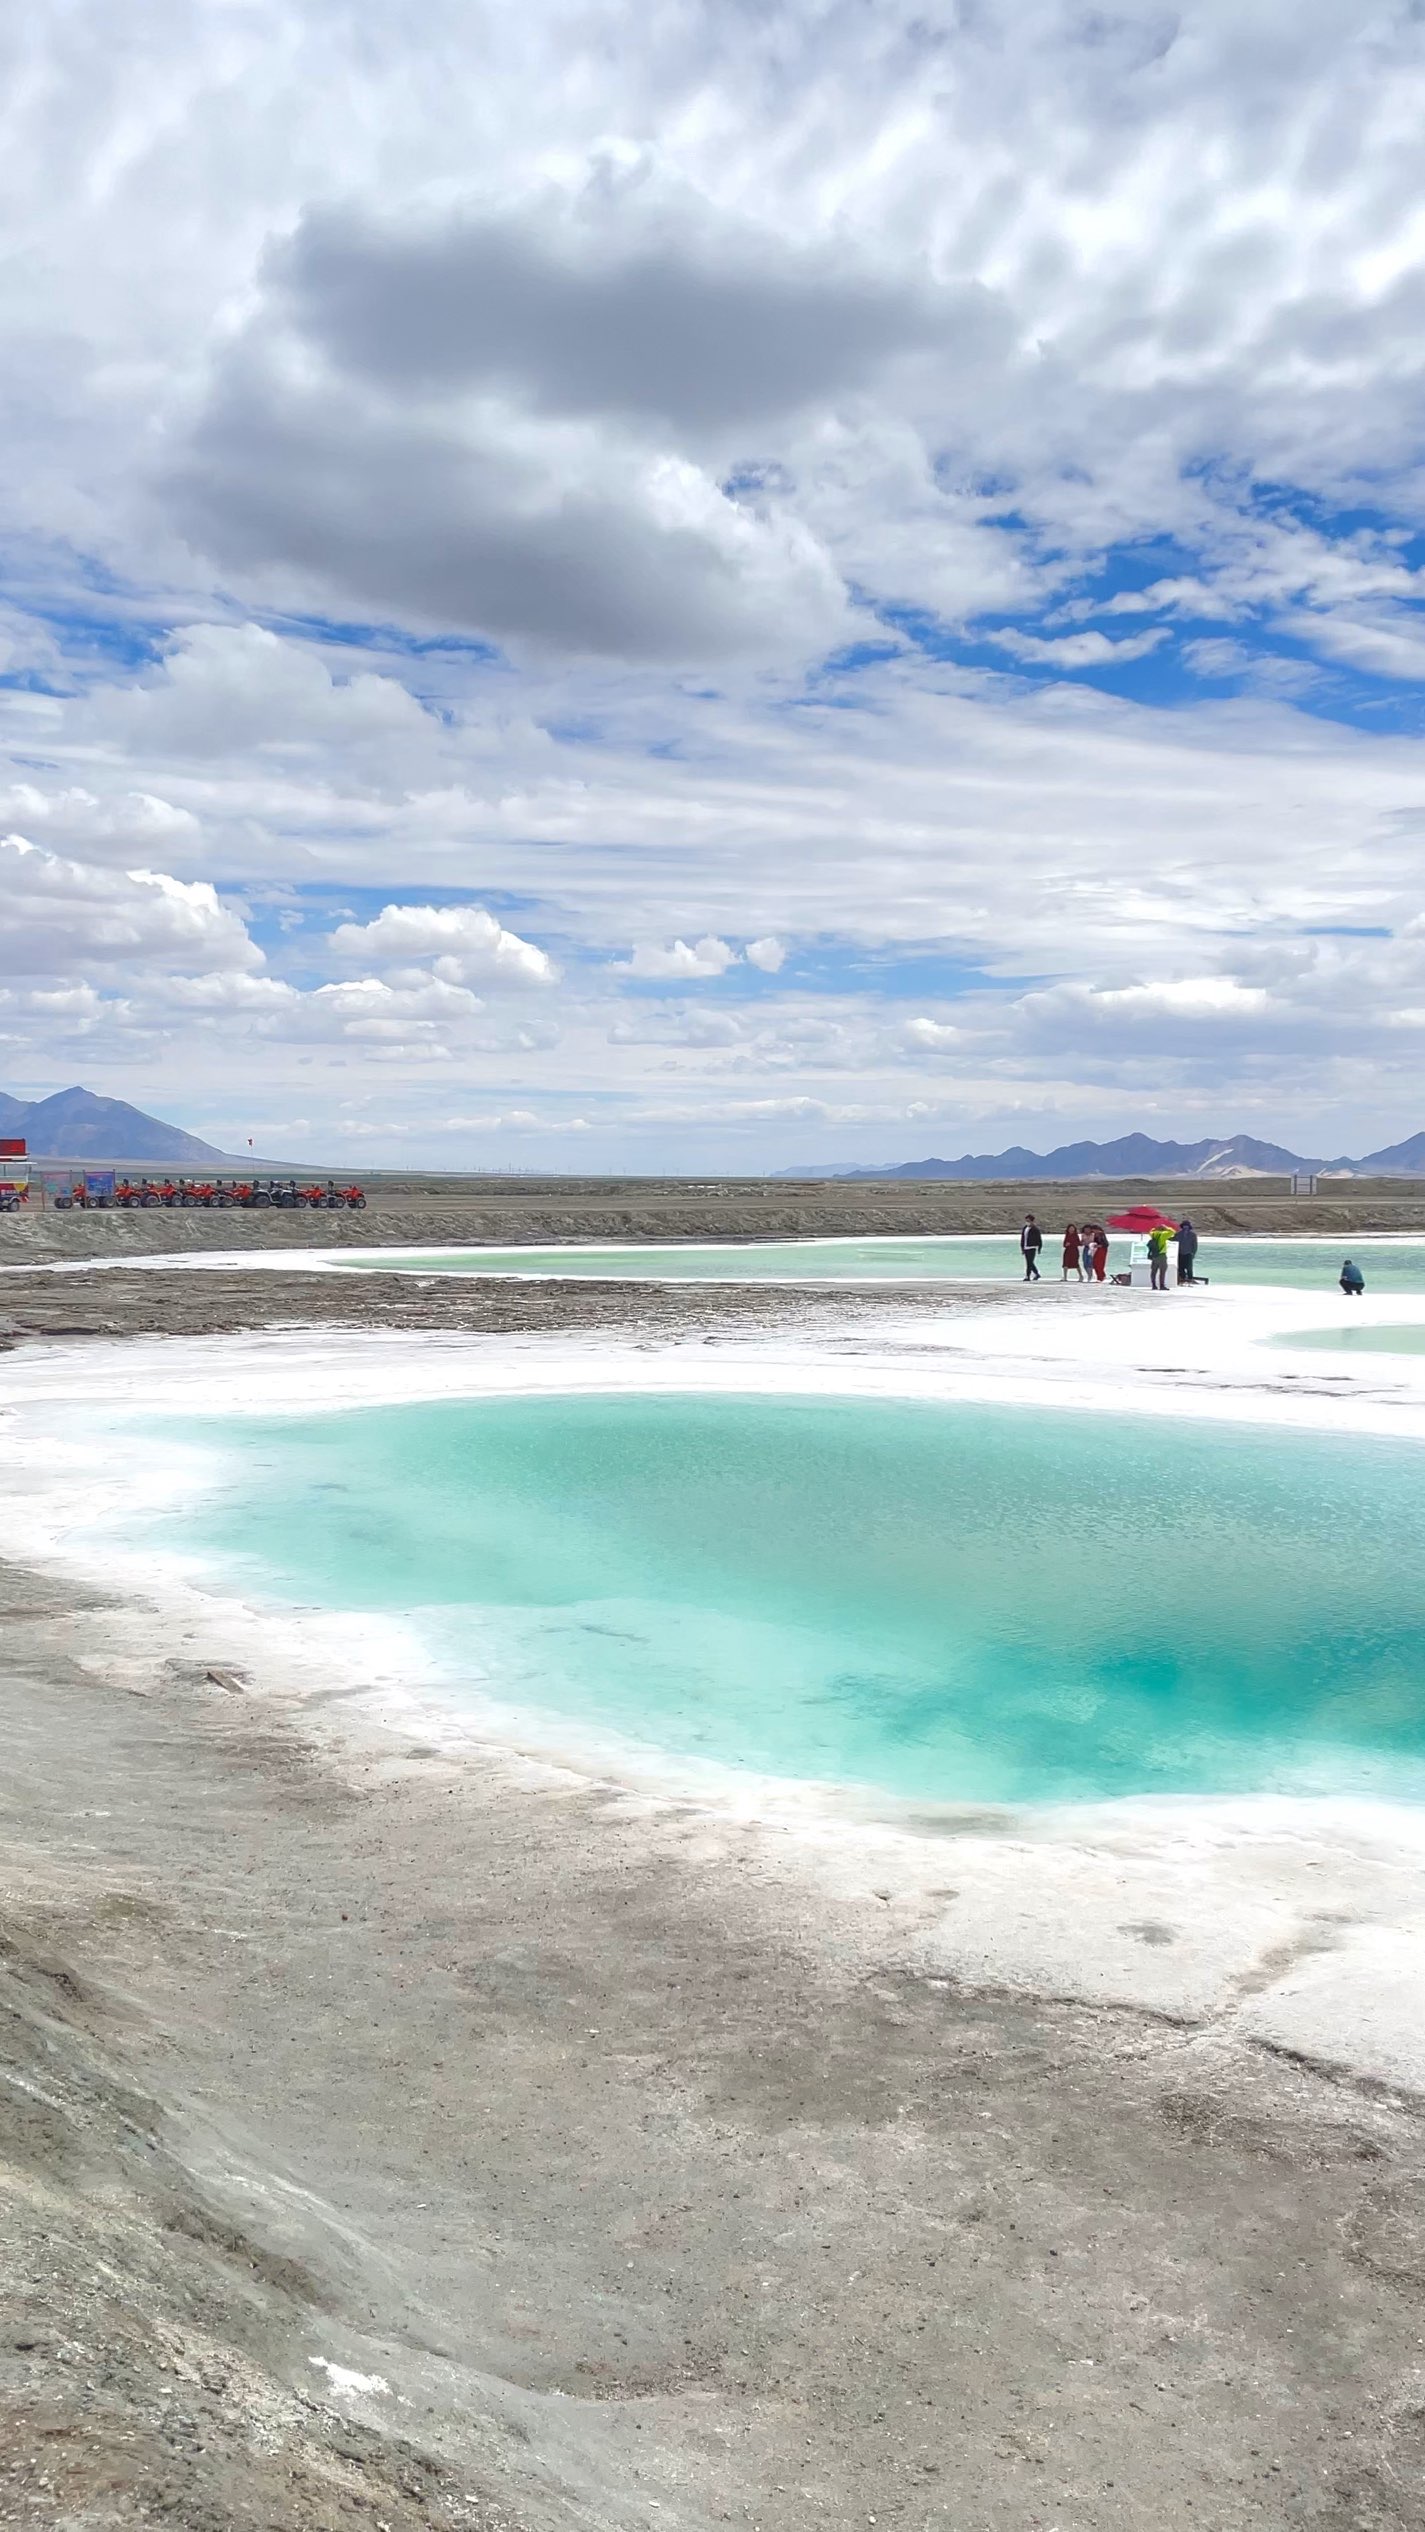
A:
9;1089;1425;1182
778;1130;1425;1182
0;1086;231;1165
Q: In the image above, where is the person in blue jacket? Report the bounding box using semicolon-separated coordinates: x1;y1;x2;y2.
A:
1340;1259;1365;1296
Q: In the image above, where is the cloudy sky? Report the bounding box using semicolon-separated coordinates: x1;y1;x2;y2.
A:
4;0;1425;1168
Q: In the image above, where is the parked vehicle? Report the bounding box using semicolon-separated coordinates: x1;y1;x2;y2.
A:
52;1174;115;1210
47;1170;367;1212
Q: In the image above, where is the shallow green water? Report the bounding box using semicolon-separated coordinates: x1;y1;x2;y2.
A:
1273;1324;1425;1357
146;1393;1425;1807
355;1235;1425;1294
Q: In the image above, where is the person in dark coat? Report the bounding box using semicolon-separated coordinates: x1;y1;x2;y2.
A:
1176;1217;1199;1284
1020;1213;1043;1281
1340;1259;1365;1297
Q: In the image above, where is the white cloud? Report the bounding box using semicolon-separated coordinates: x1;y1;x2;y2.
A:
438;1110;591;1134
987;628;1171;669
145;972;297;1014
1032;977;1273;1027
0;836;259;979
904;1015;962;1050
329;902;558;988
298;975;483;1043
745;936;786;973
618;936;740;980
0;785;201;860
608;1006;746;1049
97;624;438;758
1284;615;1425;683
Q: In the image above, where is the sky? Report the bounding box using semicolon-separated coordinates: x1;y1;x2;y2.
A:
4;0;1425;1170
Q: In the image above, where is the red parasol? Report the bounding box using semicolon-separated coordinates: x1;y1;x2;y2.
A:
1105;1205;1179;1233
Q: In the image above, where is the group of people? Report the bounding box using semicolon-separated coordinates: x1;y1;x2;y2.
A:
1019;1212;1370;1297
1018;1213;1201;1286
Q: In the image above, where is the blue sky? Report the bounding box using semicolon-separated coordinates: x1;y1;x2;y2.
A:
2;0;1425;1167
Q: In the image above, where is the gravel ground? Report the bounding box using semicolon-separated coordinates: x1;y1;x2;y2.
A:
0;1264;1046;1346
6;1170;1425;1269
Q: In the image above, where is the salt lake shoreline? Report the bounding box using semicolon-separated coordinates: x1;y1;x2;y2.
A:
6;1267;1425;2527
10;1273;1425;2081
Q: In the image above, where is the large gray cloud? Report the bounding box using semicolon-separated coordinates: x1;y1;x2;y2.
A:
278;202;973;431
165;199;1004;661
170;362;848;658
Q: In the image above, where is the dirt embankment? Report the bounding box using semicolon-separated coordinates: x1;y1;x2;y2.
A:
6;1171;1425;1266
0;1267;1050;1345
6;1559;1425;2530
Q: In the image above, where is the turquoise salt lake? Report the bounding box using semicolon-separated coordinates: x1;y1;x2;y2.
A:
143;1392;1425;1809
352;1236;1425;1293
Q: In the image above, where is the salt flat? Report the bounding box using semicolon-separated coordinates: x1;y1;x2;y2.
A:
4;1270;1425;2527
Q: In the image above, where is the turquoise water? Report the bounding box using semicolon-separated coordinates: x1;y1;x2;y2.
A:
143;1393;1425;1807
354;1235;1425;1294
1273;1325;1425;1357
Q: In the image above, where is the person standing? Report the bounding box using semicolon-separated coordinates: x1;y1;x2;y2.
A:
1091;1225;1109;1282
1148;1222;1171;1290
1176;1217;1199;1284
1061;1221;1083;1281
1020;1213;1043;1281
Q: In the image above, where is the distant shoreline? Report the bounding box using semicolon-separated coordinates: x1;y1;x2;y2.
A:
9;1168;1425;1269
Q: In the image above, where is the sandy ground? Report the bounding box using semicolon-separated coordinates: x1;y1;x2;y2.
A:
6;1271;1425;2528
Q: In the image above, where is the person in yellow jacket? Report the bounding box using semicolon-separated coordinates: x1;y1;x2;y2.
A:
1148;1223;1172;1290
